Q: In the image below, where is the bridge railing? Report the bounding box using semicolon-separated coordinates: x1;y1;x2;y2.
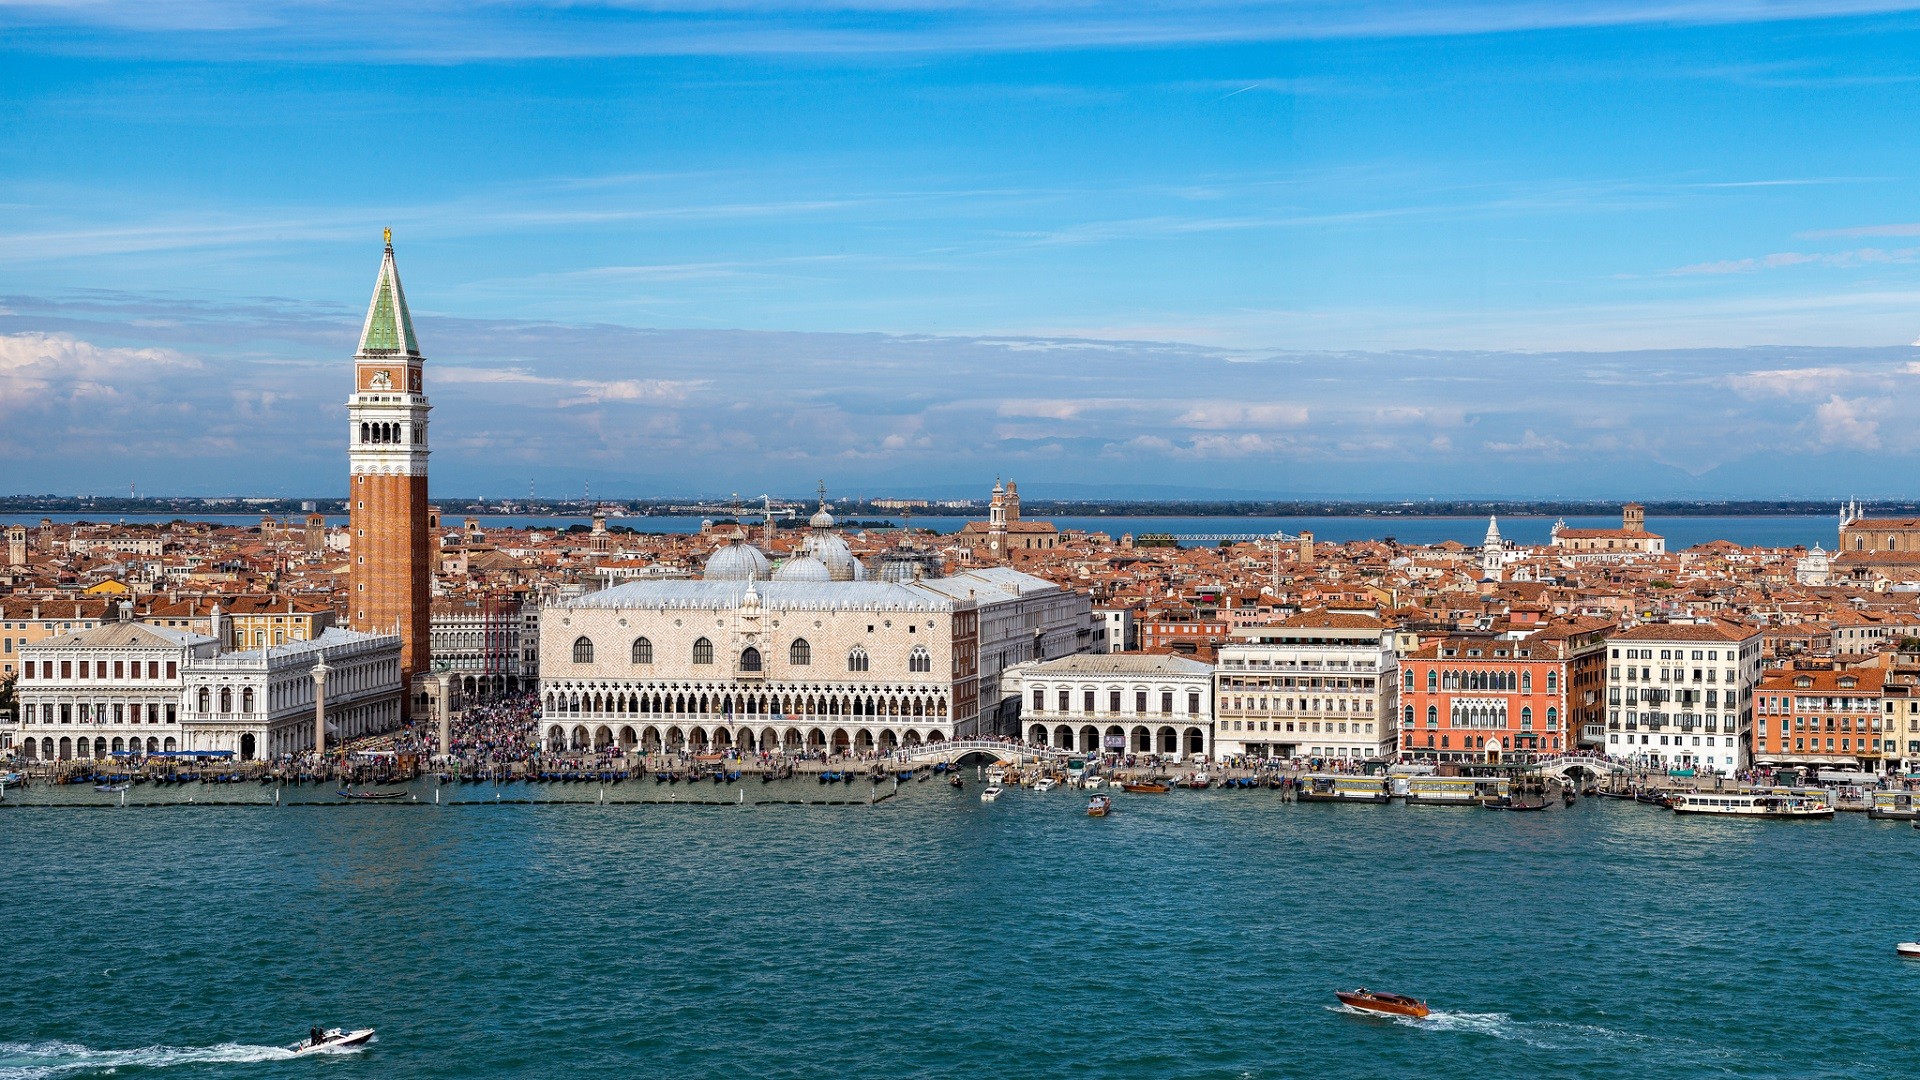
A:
890;740;1066;764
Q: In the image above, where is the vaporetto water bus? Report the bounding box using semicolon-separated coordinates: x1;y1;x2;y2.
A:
1404;776;1510;806
1669;792;1834;818
1298;775;1391;803
1868;790;1920;821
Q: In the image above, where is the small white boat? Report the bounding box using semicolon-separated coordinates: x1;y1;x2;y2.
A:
288;1028;375;1056
1033;777;1057;793
980;785;1002;802
1898;942;1920;959
1082;776;1105;790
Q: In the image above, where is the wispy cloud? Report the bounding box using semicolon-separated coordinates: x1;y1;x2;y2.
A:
1798;223;1920;239
10;1;1920;61
1669;246;1920;275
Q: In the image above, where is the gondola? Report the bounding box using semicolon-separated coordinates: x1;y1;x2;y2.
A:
336;789;408;801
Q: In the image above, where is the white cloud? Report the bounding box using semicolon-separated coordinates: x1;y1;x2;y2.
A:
1813;395;1882;449
1172;402;1310;429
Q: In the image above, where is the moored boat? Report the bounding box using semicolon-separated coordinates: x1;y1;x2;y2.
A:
1869;791;1920;821
1669;792;1833;818
1120;780;1170;794
336;789;408;801
1299;775;1391;803
1335;989;1429;1019
1405;776;1509;806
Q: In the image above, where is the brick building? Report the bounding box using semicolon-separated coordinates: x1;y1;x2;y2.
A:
346;231;433;717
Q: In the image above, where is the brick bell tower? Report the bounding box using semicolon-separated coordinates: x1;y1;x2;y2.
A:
347;228;432;716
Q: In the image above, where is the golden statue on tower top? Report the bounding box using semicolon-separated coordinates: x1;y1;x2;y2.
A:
383;226;392;246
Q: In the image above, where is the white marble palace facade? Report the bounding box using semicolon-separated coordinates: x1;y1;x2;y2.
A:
538;567;1088;755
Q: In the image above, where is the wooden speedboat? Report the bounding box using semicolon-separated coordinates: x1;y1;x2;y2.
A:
1898;942;1920;958
1335;989;1429;1019
1087;794;1112;817
1121;781;1170;794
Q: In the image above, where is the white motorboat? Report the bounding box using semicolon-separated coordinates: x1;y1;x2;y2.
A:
1898;942;1920;959
1033;777;1057;793
980;785;1002;802
288;1028;375;1056
1082;776;1105;790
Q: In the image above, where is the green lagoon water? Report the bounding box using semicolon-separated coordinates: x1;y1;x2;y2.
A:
1;780;1916;1079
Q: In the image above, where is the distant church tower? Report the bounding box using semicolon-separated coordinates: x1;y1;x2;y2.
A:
347;230;432;714
6;524;26;567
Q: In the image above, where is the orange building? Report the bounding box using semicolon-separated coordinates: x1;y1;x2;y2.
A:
1400;620;1610;762
346;231;433;714
1754;666;1889;770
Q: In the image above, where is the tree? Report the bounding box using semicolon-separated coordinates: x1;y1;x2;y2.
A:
0;672;14;725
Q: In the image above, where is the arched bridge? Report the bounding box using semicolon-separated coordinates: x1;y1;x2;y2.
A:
892;740;1065;766
1527;758;1625;783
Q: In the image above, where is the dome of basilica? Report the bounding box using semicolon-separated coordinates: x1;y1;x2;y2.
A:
704;539;771;581
773;555;832;582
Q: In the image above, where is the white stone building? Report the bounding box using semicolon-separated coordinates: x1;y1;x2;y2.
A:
537;562;1089;755
1604;621;1762;776
1092;607;1136;653
1007;653;1213;760
5;622;213;760
181;627;403;760
4;621;403;763
432;597;535;698
1213;612;1401;761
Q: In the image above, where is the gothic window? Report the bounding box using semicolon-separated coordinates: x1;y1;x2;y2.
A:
1521;707;1533;729
572;637;594;664
1405;705;1414;727
1547;707;1558;729
1522;672;1532;694
790;639;811;666
631;637;652;664
1547;671;1558;692
740;647;762;672
909;646;931;673
1404;669;1413;692
693;638;714;665
1427;705;1438;728
847;647;869;673
1428;668;1437;691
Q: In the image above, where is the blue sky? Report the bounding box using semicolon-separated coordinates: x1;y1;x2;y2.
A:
4;1;1920;499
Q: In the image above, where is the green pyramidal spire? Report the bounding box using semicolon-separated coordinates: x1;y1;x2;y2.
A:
357;229;421;357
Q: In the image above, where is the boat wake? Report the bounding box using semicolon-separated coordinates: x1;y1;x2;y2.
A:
1328;1006;1652;1052
0;1039;305;1078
